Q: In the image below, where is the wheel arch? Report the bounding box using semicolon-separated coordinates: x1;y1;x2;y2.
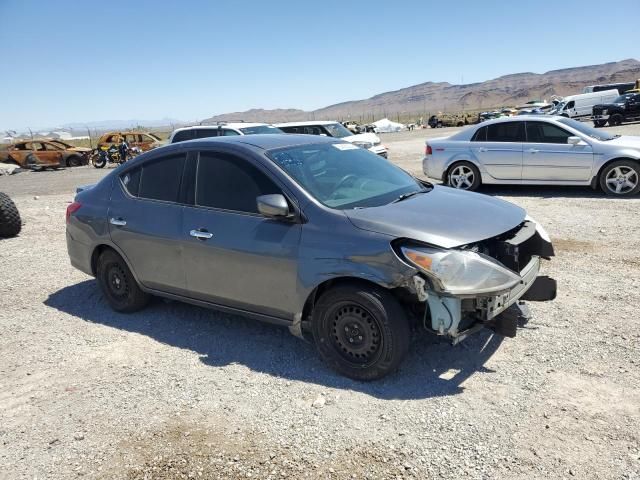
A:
442;158;483;183
90;243;143;287
592;156;640;190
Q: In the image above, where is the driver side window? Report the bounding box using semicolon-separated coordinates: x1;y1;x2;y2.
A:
526;122;573;144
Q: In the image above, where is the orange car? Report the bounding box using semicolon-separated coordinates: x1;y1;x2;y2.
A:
0;140;91;169
97;132;163;152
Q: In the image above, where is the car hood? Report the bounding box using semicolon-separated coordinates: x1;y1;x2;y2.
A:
343;132;380;144
344;185;526;248
606;135;640;149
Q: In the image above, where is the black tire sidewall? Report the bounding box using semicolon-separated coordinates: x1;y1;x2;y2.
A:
311;284;410;381
96;250;149;312
0;192;22;238
599;160;640;196
609;114;623;126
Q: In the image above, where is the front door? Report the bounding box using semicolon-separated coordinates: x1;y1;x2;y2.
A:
522;121;593;181
181;150;301;319
108;152;188;294
472;121;524;181
33;142;62;166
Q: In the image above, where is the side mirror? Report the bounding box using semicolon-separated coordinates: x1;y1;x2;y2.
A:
567;136;583;145
257;194;291;218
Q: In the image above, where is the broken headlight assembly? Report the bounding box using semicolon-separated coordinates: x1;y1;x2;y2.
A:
400;245;521;296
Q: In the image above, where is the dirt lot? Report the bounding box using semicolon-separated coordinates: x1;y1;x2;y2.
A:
1;124;639;480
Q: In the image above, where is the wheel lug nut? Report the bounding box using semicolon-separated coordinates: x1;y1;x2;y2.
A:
348;338;354;343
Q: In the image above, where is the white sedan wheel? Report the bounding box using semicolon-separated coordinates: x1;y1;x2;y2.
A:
449;165;476;190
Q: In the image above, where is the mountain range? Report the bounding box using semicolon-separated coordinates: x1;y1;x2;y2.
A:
205;58;640;123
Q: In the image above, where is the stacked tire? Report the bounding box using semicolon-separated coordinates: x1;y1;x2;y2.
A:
0;192;22;238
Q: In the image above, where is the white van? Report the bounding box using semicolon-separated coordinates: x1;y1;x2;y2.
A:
551;90;619;120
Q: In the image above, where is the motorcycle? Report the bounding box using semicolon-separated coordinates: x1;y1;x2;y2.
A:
91;144;141;168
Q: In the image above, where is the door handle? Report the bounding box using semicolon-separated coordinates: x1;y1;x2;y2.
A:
527;149;539;154
110;217;127;226
478;147;488;152
190;229;213;240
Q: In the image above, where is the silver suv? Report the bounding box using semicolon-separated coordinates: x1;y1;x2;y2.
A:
169;122;282;143
66;134;556;380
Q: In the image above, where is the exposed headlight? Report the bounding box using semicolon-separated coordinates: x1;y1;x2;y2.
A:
401;246;521;295
352;141;374;149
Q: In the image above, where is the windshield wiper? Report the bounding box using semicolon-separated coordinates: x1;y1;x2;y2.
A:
392;189;428;203
602;134;621;141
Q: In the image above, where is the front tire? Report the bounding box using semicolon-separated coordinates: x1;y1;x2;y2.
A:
447;161;481;191
96;250;150;312
599;160;640;196
311;283;410;381
593;120;607;128
66;155;83;167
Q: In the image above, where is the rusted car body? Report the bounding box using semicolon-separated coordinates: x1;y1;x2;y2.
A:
97;132;163;152
0;140;91;169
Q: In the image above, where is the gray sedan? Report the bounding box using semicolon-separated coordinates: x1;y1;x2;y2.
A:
423;116;640;196
66;135;556;380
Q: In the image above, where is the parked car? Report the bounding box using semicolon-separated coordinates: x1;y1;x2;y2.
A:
66;134;556;380
97;132;162;152
423;115;640;196
276;121;388;158
592;92;640;127
0;140;90;169
169;122;283;143
549;90;619;120
428;114;467;128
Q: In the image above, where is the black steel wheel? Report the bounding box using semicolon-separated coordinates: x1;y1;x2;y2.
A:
312;283;410;381
96;249;150;312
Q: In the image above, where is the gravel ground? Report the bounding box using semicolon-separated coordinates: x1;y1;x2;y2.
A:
1;124;639;479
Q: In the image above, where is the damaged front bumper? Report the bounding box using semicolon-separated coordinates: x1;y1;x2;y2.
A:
412;220;557;343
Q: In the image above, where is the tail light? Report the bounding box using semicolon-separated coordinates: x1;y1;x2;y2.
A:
425;144;433;155
66;201;82;223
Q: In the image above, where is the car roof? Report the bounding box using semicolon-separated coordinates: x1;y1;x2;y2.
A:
174;123;272;131
176;133;337;151
275;120;340;127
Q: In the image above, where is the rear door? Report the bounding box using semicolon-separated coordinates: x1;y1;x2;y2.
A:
181;149;301;318
472;121;524;180
108;152;188;294
522;121;593;181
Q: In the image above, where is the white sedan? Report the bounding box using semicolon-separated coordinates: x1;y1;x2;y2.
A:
423;116;640;196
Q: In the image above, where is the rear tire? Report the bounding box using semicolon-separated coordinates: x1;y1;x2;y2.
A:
446;161;481;191
599;160;640;196
608;114;623;126
96;249;150;312
311;283;410;381
0;192;22;238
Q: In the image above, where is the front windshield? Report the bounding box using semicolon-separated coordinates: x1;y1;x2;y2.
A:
240;125;283;135
269;143;425;209
557;118;617;141
323;123;353;138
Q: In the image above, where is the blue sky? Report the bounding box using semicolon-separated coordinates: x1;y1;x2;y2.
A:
1;0;638;131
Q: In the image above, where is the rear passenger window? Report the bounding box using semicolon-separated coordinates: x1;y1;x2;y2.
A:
195;152;280;213
139;154;185;202
486;122;525;142
171;130;194;143
471;126;487;142
195;128;220;139
221;129;240;136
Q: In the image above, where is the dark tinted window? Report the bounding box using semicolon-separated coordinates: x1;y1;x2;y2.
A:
171;130;194;143
195;128;220;139
486;122;525;142
526;122;572;144
471;126;487;142
279;126;302;134
139;154;185;202
196;152;280;213
121;167;141;196
221;129;241;136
